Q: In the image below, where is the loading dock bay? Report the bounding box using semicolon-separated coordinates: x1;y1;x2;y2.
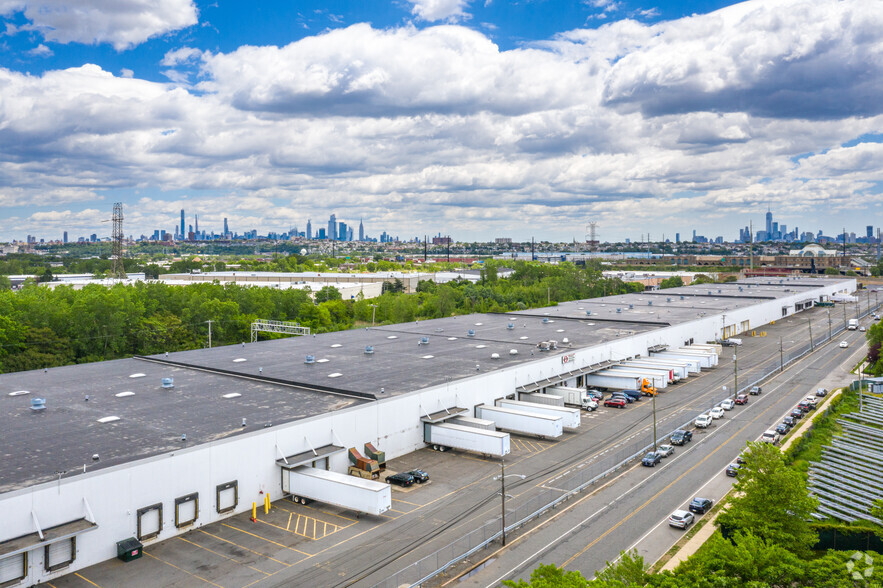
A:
41;305;855;588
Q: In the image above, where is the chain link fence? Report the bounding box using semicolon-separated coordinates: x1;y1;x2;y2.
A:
371;301;879;588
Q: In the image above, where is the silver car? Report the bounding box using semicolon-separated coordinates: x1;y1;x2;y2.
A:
669;509;694;529
657;444;674;458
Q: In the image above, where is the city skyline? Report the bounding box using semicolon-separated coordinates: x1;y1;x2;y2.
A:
0;0;881;243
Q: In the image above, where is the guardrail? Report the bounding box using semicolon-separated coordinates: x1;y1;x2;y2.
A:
370;303;879;588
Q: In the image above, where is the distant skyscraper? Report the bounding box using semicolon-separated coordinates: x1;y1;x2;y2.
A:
63;231;68;243
223;217;229;237
675;233;680;243
692;229;696;241
765;207;773;239
180;209;185;239
195;214;199;238
868;226;874;240
328;214;336;241
306;219;312;240
358;219;364;241
318;228;326;239
347;226;354;241
338;222;348;241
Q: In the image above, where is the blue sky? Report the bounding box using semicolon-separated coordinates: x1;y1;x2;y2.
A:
1;0;881;243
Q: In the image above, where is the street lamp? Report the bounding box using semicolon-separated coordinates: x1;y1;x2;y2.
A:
493;460;525;546
369;303;378;326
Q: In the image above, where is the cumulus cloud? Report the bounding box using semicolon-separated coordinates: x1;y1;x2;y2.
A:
407;0;470;22
27;43;52;57
0;0;880;241
0;0;198;50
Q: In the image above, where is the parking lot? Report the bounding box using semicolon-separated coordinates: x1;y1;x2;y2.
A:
42;305;869;588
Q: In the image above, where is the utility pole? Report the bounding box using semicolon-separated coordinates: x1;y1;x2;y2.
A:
733;344;738;396
779;336;784;372
206;320;213;348
827;310;831;340
652;393;657;451
749;220;754;271
500;459;506;546
424;236;427;262
808;318;814;352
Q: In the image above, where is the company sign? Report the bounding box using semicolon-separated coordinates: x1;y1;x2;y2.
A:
561;353;575;365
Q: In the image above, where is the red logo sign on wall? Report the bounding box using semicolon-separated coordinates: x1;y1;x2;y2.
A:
561;353;575;365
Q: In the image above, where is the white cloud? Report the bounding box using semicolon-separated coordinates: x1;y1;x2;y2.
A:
0;0;198;50
0;0;880;241
27;43;52;57
407;0;470;22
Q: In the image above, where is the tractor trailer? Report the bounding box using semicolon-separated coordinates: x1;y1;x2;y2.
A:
282;466;391;516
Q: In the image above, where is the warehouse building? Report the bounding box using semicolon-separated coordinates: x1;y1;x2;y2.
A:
0;277;855;586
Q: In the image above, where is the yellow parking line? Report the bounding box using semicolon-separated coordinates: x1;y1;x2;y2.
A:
197;529;290;567
286;512;292;531
143;551;225;588
222;524;312;556
73;574;102;588
177;536;270;576
391;498;421;506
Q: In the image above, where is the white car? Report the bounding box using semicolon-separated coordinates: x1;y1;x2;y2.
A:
804;396;819;407
839;341;849;348
657;444;675;457
860;326;866;332
720;398;735;411
694;414;713;428
709;406;725;419
761;430;780;444
668;509;694;529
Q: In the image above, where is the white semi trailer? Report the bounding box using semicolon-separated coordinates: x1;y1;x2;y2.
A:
584;372;644;390
524;392;565;407
496;399;580;429
594;368;666;389
546;385;596;409
648;353;702;373
476;405;564;438
678;347;719;366
424;422;510;456
626;359;689;381
282;466;391;516
450;415;496;431
618;362;678;383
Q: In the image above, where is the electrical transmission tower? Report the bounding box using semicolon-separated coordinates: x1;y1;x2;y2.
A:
111;202;127;280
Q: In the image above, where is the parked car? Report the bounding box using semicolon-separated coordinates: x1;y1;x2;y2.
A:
587;390;604;401
783;416;796;427
840;341;849;348
689;497;714;514
611;392;634;404
735;394;749;405
860;326;866;332
709;407;725;420
790;408;804;420
386;472;415;487
816;388;828;397
604;397;627;409
721;398;735;411
406;469;429;483
669;509;695;529
761;430;780;444
671;430;693;445
749;386;763;395
804;396;819;407
642;452;662;467
775;423;790;435
694;414;713;428
736;454;748;465
621;389;644;401
797;401;814;412
726;463;741;477
657;444;675;458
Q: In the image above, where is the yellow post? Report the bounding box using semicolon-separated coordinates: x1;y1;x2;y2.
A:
264;494;270;514
252;502;257;520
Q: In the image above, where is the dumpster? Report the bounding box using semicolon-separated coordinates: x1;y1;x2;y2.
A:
117;537;143;562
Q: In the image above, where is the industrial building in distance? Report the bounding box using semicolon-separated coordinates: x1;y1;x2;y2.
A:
0;276;855;586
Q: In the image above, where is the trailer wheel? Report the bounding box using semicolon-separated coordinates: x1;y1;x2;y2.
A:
292;496;300;503
432;444;439;451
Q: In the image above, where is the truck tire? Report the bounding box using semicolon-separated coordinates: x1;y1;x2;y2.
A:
292;496;300;503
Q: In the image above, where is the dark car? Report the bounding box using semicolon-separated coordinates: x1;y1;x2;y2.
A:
406;469;429;483
642;452;662;467
689;497;714;514
735;394;749;405
749;386;762;395
775;423;790;435
587;389;604;400
736;454;748;465
790;408;804;420
604;397;627;408
783;416;796;427
797;401;814;412
386;472;415;487
621;389;643;401
670;430;693;446
816;388;828;397
611;392;634;404
726;463;741;477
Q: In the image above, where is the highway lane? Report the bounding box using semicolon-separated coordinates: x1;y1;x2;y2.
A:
457;314;874;587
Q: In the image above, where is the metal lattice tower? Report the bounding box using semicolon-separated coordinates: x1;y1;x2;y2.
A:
111;202;127;280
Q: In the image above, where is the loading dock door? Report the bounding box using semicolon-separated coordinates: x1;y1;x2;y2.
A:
174;493;198;529
0;553;26;585
216;482;238;514
137;504;162;541
44;538;75;572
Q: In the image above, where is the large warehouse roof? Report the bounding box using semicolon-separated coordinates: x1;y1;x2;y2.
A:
0;276;848;493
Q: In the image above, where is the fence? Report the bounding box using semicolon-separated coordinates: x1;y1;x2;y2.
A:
370;302;880;588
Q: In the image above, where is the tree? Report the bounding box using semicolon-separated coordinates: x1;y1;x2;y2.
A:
37;266;54;283
143;264;163;279
315;286;342;304
824;267;840;275
659;276;684;289
0;275;11;290
503;564;588;588
691;274;714;285
717;441;818;555
592;550;646;587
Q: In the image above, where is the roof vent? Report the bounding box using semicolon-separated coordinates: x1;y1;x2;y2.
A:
585;310;591;316
161;377;174;389
648;301;653;306
616;308;622;313
666;298;671;303
562;337;570;344
548;340;558;349
680;295;685;300
510;349;518;355
718;289;722;293
491;353;500;359
537;341;551;351
628;304;634;309
542;318;550;324
30;398;46;411
364;346;374;355
8;390;30;397
507;323;515;330
467;329;476;337
419;337;430;345
305;355;316;364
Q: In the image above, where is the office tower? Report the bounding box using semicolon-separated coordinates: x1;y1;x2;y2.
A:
868;226;874;240
223;218;229;237
692;229;696;241
347;226;354;241
359;219;364;241
180;210;185;238
765;207;772;239
328;214;336;241
318;228;326;239
675;233;680;243
306;220;312;240
338;222;348;241
63;231;68;243
194;214;199;239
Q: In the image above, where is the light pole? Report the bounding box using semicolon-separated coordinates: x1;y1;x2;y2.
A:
779;337;784;372
733;343;738;396
370;304;377;326
494;460;525;546
652;393;657;451
827;310;832;341
808;318;814;352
